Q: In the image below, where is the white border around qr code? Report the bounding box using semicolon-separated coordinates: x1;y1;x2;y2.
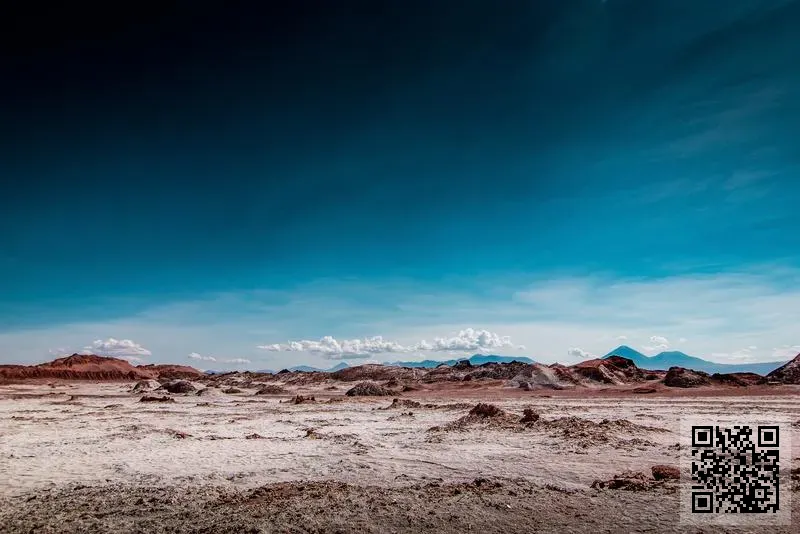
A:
679;416;793;527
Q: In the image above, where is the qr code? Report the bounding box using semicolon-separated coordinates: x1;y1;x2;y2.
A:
690;425;780;514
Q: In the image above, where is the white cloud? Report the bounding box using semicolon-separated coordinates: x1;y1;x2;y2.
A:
188;352;216;362
615;335;628;341
221;358;250;364
82;338;152;358
678;338;688;344
258;328;516;360
567;347;595;360
423;328;515;353
259;335;411;360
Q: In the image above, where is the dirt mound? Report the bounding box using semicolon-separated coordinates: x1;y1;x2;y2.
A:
345;381;396;396
651;465;680;481
139;395;174;403
520;408;540;424
137;364;203;380
289;395;316;404
1;354;155;381
255;385;289;395
536;416;667;448
663;367;710;388
429;403;518;432
381;398;422;410
130;379;161;393
160;379;196;394
196;387;220;397
766;353;800;384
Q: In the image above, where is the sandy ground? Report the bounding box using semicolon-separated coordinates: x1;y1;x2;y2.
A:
1;381;798;533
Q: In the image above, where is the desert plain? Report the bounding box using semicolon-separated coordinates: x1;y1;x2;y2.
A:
1;363;799;534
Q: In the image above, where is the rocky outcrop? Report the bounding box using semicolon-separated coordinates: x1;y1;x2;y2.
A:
765;354;800;384
571;356;646;385
159;379;197;394
663;367;711;388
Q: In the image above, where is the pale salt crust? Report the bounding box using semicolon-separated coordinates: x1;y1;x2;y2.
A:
1;382;798;499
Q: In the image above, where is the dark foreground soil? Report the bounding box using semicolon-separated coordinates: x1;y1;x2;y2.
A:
1;478;795;534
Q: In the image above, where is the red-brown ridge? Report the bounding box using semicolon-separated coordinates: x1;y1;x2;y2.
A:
0;354;201;382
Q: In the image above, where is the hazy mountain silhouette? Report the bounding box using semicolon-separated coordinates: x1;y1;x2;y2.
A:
603;345;787;375
388;354;535;368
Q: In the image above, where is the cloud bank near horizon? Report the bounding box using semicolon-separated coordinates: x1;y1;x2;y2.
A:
258;328;521;360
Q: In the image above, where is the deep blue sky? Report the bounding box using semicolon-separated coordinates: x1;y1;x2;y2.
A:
1;1;799;367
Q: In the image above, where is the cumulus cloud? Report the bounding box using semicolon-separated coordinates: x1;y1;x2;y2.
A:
567;347;595;360
259;335;410;360
423;328;515;353
188;352;216;362
258;328;517;360
82;338;152;358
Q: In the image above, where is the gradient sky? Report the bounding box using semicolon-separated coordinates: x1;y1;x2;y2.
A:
2;1;799;369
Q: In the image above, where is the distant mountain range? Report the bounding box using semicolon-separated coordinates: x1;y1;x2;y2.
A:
387;354;535;368
603;345;789;375
205;347;790;376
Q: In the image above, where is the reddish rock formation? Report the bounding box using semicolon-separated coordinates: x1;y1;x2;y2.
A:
663;367;711;388
0;354;155;382
570;356;646;385
137;364;204;380
0;355;203;383
765;353;800;384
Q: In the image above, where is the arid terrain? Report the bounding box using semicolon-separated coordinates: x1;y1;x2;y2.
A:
1;355;799;533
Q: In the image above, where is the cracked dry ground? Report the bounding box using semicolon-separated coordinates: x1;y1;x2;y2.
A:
1;382;798;533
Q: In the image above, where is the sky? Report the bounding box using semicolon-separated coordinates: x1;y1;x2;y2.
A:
1;1;799;369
